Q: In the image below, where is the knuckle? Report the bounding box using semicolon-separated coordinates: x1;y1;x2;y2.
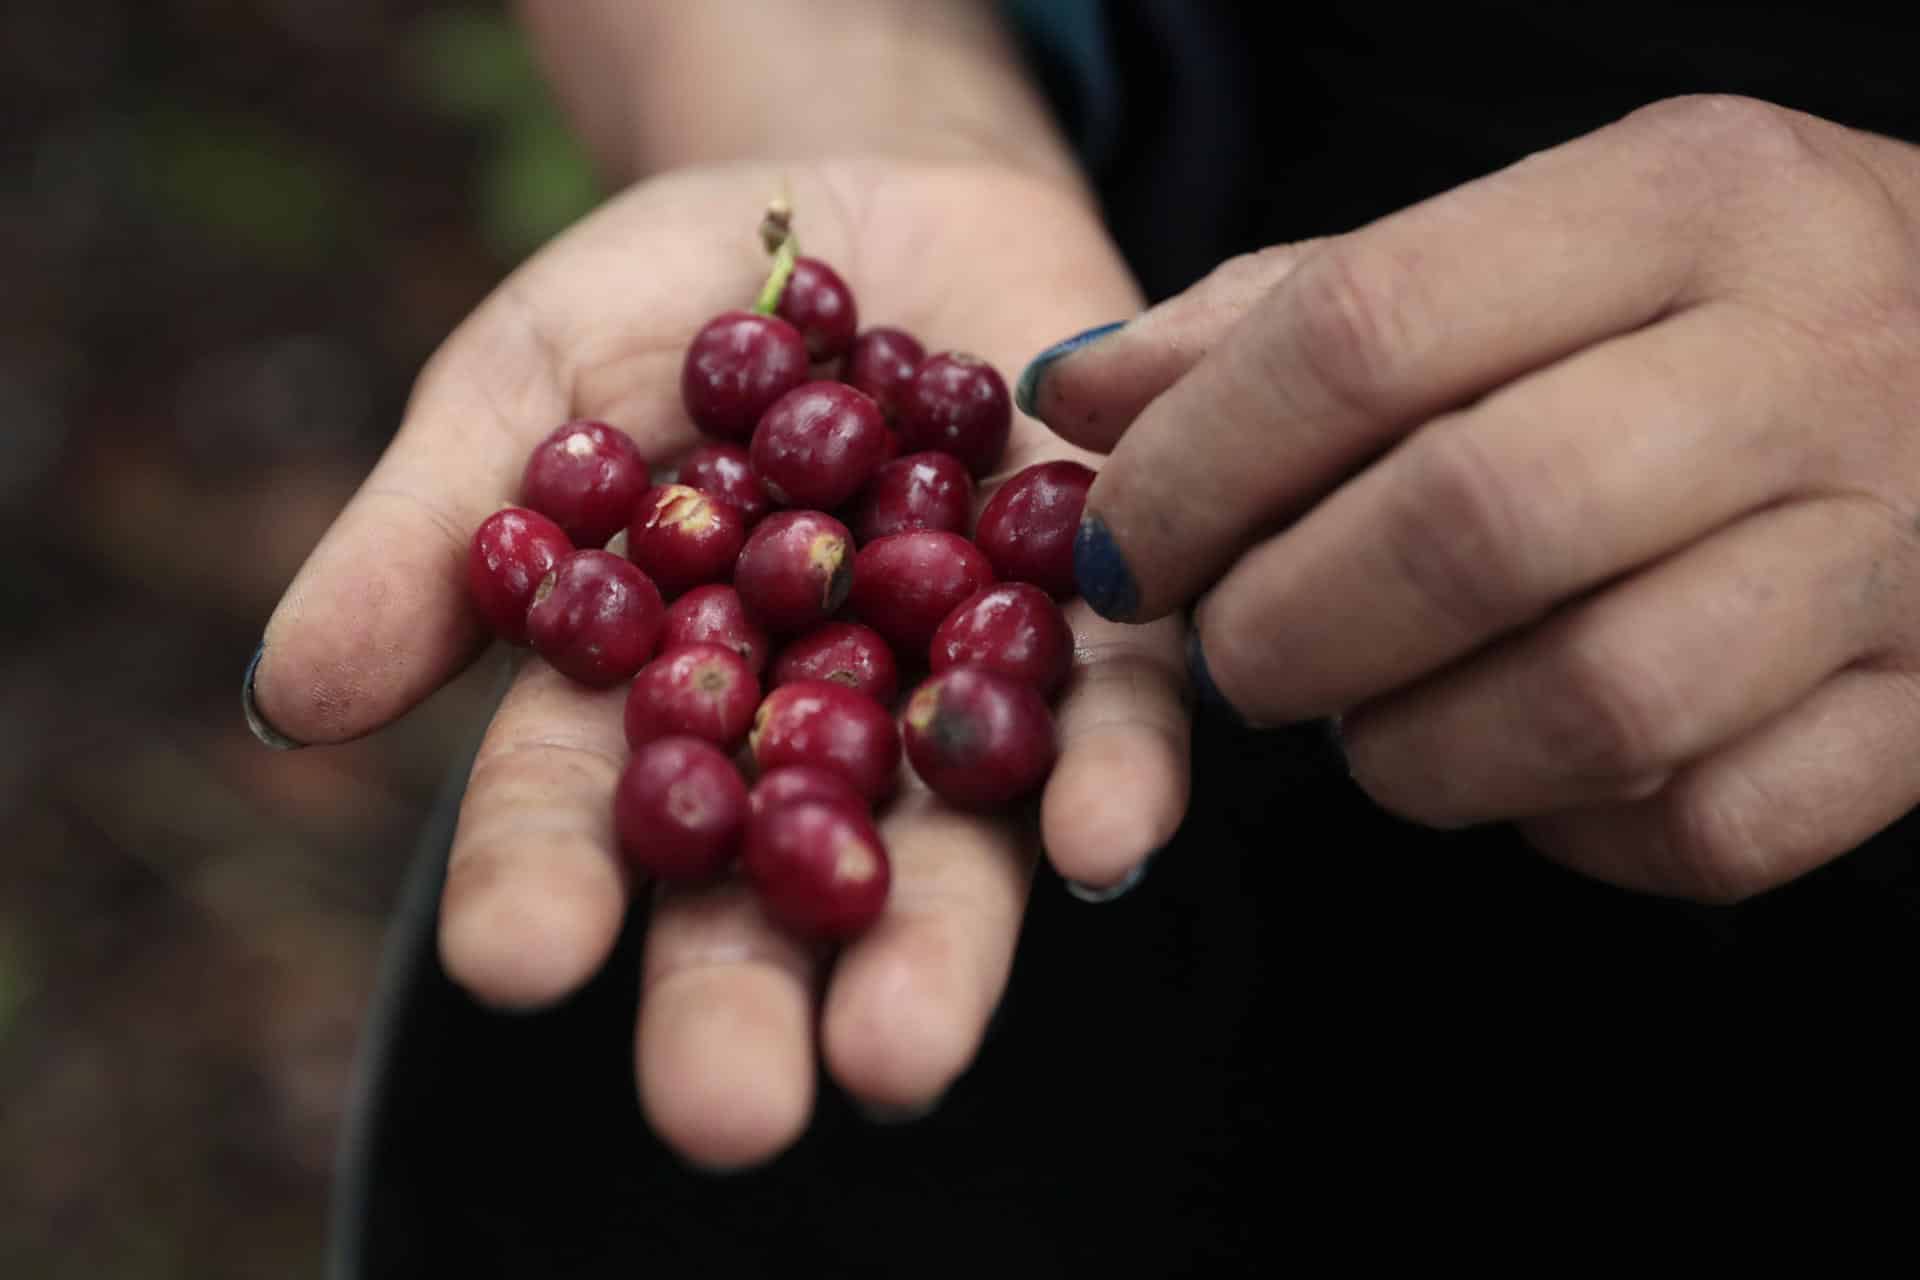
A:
1381;428;1538;636
1286;243;1424;418
1533;626;1680;781
1628;94;1822;195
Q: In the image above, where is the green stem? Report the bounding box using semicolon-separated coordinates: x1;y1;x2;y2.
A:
752;188;798;315
752;232;798;315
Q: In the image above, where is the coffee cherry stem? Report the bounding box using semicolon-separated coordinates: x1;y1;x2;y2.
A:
752;232;800;316
753;186;802;315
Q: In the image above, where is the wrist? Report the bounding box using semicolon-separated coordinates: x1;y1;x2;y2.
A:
517;0;1088;199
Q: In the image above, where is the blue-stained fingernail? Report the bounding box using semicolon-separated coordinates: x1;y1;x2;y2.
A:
242;642;305;750
1014;321;1126;417
1065;854;1154;904
1074;515;1139;621
1185;628;1244;725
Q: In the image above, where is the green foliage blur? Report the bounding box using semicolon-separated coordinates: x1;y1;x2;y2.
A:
0;4;602;1278
413;8;602;260
133;7;600;270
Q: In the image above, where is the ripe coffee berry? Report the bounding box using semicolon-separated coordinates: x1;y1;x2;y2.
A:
519;420;649;550
742;800;890;940
902;665;1057;810
931;583;1075;698
624;643;760;752
774;257;858;361
614;736;750;881
468;506;572;646
847;530;996;657
896;352;1011;477
676;442;771;525
844;326;924;422
627;484;748;597
769;622;899;705
525;549;664;686
750;680;901;803
973;461;1095;600
847;451;973;544
733;509;855;634
750;381;890;510
749;766;868;820
661;584;771;676
681;310;809;442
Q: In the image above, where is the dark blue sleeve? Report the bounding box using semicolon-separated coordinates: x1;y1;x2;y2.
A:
1000;0;1123;173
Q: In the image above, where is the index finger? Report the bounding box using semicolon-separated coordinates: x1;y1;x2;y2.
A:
1072;97;1769;624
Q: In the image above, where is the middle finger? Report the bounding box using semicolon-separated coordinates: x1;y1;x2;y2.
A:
1191;300;1813;725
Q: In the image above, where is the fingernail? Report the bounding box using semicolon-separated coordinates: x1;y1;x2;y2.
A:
1014;321;1125;417
1065;853;1154;903
242;642;305;750
1185;628;1245;725
859;1097;939;1126
1074;515;1139;621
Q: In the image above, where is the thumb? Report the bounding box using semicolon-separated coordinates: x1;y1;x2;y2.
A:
1014;241;1316;452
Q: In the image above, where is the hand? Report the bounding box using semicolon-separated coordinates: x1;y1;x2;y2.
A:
1025;95;1920;904
247;156;1188;1166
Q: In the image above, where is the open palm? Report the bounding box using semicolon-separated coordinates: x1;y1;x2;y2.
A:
251;155;1190;1166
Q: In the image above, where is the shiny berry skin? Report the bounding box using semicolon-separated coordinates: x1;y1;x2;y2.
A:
614;736;750;881
749;766;868;820
733;509;856;634
519;420;650;549
847;530;995;657
931;583;1074;698
467;506;573;646
525;549;664;686
676;442;771;525
627;484;748;598
774;257;858;361
902;666;1057;811
743;800;890;940
624;643;760;752
749;680;901;803
973;461;1095;600
769;622;899;705
847;451;973;544
661;584;771;676
681;310;810;442
750;381;890;510
896;352;1012;477
843;326;924;421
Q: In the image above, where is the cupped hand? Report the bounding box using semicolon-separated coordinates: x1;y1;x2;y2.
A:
1026;95;1920;904
248;157;1187;1166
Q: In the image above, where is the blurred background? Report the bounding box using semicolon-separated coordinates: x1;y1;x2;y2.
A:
0;2;597;1273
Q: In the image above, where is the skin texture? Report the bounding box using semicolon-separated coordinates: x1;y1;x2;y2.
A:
248;154;1183;1169
1034;94;1920;906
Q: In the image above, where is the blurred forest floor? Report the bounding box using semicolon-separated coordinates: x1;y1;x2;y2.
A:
0;3;598;1274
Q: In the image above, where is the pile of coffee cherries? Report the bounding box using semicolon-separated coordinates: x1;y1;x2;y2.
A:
465;214;1092;942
